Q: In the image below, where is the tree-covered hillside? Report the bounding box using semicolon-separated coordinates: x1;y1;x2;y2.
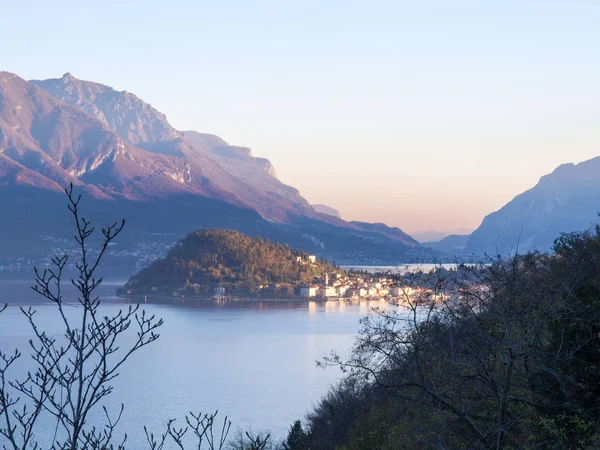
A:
122;229;339;296
285;225;600;449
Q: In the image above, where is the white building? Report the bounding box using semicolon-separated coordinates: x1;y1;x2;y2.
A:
320;286;338;297
391;287;403;297
300;286;318;297
214;286;226;296
308;255;317;263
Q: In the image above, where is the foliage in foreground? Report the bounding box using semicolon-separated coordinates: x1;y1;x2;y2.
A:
286;225;600;449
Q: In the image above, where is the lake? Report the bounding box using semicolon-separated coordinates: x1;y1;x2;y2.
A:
0;272;400;447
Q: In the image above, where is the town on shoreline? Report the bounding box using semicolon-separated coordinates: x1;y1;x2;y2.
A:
122;254;429;305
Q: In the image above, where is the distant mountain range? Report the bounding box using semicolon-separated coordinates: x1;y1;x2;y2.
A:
0;71;426;265
413;229;472;243
422;234;470;253
464;157;600;256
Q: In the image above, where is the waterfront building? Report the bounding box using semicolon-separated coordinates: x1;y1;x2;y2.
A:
320;286;338;297
300;286;319;297
214;285;226;296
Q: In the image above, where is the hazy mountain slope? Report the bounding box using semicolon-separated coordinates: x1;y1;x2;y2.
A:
313;204;341;219
422;234;470;252
182;131;277;178
465;157;600;255
349;221;420;247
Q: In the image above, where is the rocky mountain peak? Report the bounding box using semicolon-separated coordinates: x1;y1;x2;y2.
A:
538;157;600;187
30;74;180;145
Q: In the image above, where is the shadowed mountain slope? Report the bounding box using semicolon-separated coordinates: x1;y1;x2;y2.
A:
465;157;600;256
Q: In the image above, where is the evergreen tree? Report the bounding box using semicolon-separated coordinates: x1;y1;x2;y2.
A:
284;420;309;450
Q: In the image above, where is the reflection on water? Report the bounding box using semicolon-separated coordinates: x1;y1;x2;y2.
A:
0;276;399;446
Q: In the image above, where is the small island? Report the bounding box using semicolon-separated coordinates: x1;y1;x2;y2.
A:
120;229;409;302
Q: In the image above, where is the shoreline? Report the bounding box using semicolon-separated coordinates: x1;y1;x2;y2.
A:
121;293;394;305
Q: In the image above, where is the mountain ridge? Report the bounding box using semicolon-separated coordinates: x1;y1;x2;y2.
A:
312;204;341;219
465;157;600;255
29;72;312;222
0;70;426;264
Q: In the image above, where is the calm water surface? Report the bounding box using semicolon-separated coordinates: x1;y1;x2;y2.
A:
0;273;398;446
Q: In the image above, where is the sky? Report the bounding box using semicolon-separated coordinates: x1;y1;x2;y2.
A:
2;0;599;235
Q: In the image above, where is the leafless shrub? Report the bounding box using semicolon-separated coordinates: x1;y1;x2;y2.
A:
0;184;283;450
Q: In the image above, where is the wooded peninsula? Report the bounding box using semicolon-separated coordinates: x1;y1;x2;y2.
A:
120;229;342;298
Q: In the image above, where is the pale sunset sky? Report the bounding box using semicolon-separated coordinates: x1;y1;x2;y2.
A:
2;0;599;235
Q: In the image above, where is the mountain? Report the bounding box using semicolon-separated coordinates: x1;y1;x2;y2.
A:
0;71;267;257
312;204;341;219
422;234;470;253
121;228;338;296
182;131;277;177
349;221;420;247
412;228;472;243
465;157;600;256
0;71;426;264
412;231;448;243
30;73;179;145
29;73;313;222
